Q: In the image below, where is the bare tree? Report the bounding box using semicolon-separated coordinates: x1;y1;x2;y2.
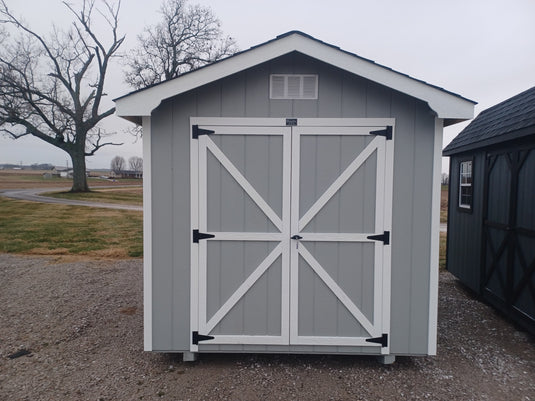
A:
111;155;125;174
124;0;237;90
441;173;449;185
129;156;143;172
0;0;124;192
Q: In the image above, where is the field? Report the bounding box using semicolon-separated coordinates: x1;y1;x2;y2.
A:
0;170;143;259
0;170;448;264
0;169;142;190
0;197;143;258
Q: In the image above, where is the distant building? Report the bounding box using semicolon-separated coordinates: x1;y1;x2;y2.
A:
51;167;73;178
110;170;142;179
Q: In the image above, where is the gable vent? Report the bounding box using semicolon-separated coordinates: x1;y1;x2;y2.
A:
270;74;318;99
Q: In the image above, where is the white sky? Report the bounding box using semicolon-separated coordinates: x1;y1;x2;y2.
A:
1;0;534;172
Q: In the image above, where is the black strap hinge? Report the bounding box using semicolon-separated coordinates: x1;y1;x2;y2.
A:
192;125;215;139
367;231;390;245
370;126;392;140
192;331;215;345
193;229;215;243
366;333;388;347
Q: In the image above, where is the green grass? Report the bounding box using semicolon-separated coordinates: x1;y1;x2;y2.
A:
441;185;448;224
439;232;447;270
43;188;143;206
0;197;142;258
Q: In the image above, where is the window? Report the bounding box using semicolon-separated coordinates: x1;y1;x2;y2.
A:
459;160;473;209
270;74;318;99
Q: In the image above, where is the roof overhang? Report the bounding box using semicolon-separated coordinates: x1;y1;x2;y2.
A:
115;31;476;125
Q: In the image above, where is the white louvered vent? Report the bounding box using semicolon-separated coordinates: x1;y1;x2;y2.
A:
270;74;318;99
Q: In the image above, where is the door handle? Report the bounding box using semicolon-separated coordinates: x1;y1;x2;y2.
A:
291;235;303;240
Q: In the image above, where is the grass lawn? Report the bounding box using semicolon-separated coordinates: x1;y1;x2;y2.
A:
0;197;142;259
441;184;448;224
0;170;449;263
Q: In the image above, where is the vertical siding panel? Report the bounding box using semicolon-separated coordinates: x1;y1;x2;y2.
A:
341;74;367;118
221;74;246;117
196;83;222;116
389;92;416;354
245;65;270;117
447;152;484;292
243;137;269;333
317;64;342;117
366;82;392;118
171;96;196;350
151;100;174;350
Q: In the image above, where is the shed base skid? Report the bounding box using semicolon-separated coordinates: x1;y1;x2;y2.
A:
181;351;396;364
377;355;396;365
182;352;198;362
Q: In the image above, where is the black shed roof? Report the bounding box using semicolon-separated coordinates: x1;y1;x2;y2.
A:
443;86;535;155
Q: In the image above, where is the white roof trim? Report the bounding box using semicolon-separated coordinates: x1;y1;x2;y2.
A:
115;32;475;122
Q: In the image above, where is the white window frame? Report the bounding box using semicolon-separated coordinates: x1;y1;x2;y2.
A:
458;160;473;210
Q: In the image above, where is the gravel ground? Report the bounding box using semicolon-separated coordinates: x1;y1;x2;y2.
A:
0;254;533;401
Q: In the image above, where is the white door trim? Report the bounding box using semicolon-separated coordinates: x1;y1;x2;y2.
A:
298;135;383;231
202;243;284;334
204;136;283;231
288;125;393;350
190;117;394;351
298;244;377;336
191;122;292;347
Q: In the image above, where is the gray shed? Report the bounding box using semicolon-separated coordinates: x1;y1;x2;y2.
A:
115;31;475;363
443;86;535;334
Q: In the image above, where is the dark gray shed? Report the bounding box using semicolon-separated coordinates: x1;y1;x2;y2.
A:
115;31;475;362
443;86;535;334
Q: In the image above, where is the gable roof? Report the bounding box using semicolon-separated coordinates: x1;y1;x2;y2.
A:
115;31;475;125
443;86;535;155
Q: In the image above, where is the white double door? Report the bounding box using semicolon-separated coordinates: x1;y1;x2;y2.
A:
190;118;393;352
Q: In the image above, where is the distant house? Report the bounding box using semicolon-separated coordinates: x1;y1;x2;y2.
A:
443;86;535;334
51;166;73;178
110;170;142;179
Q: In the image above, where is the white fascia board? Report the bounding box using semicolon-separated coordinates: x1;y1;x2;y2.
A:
115;33;474;121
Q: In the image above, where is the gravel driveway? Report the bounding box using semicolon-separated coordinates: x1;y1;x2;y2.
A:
0;254;533;400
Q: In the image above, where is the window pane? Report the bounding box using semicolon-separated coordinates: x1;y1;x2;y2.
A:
459;160;473;208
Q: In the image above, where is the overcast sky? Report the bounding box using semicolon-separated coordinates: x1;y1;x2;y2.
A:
1;0;534;172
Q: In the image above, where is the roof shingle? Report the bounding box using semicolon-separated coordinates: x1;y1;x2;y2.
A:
443;86;535;155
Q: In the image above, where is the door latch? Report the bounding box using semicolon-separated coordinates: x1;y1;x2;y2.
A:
291;235;303;249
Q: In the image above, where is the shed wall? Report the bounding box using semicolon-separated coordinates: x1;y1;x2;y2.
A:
446;151;486;291
447;136;535;334
150;52;438;355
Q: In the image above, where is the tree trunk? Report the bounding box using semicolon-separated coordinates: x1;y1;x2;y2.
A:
70;153;89;192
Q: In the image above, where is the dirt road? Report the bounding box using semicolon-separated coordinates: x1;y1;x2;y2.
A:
0;187;142;211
